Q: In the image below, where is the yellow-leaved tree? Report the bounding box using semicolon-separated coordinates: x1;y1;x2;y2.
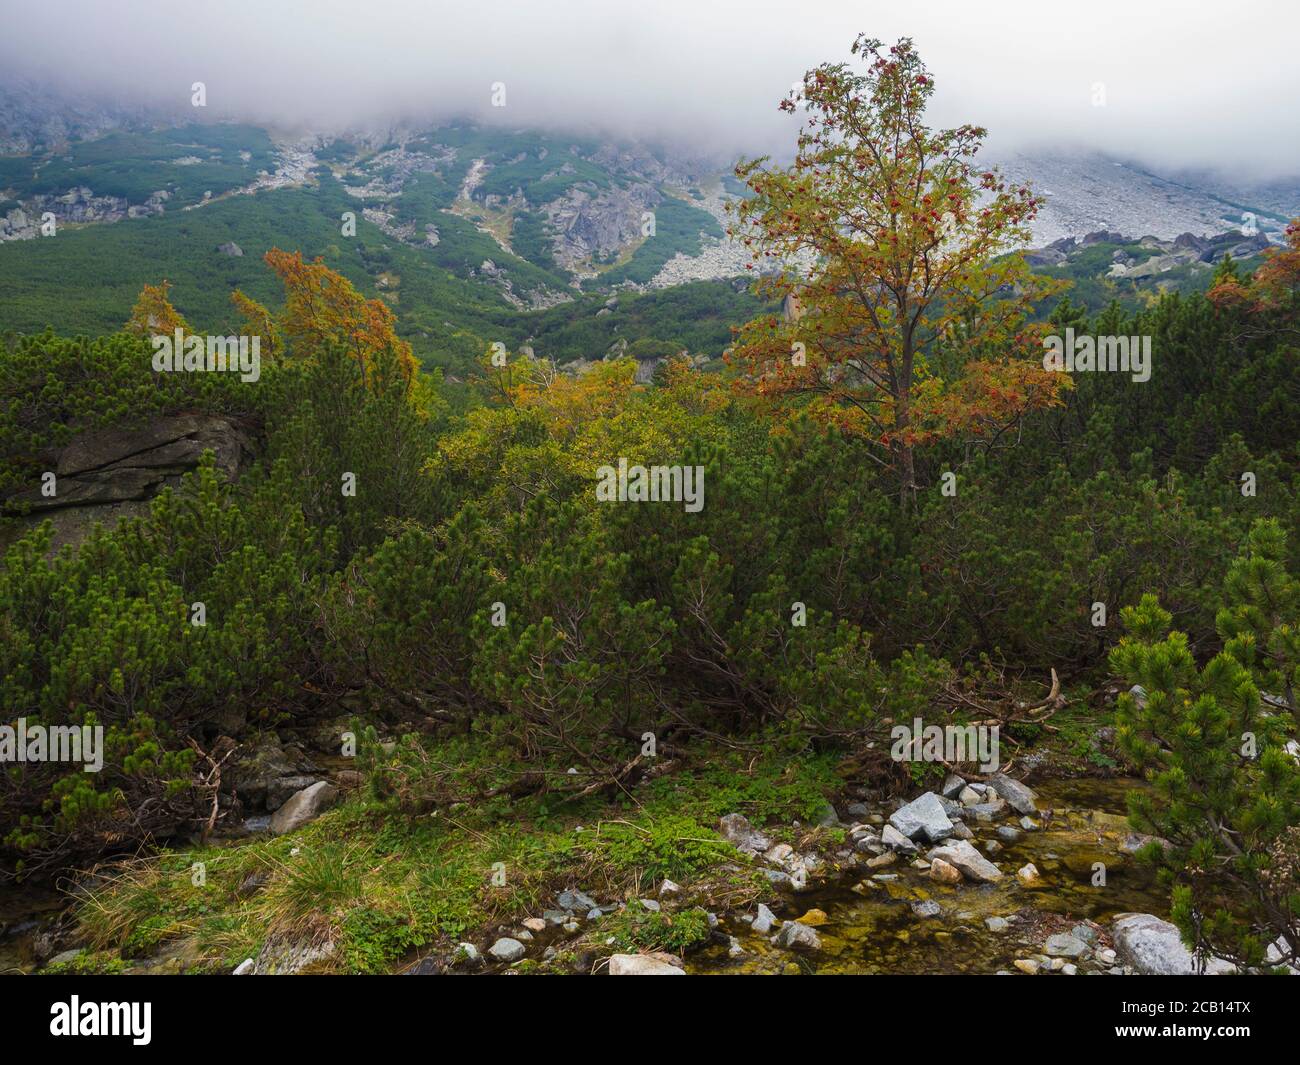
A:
729;35;1066;502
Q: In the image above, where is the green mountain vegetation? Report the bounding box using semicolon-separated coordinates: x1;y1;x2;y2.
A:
0;40;1297;980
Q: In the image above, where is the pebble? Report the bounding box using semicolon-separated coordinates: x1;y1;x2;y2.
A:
1016;862;1042;886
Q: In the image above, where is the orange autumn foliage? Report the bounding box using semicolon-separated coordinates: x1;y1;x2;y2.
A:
229;289;280;357
261;248;417;387
1209;220;1300;323
125;280;190;338
727;36;1066;495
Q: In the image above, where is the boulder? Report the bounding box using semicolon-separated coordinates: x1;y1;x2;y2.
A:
489;937;527;963
1110;913;1235;975
608;953;684;975
940;773;967;798
557;889;598;912
888;792;955;843
268;781;338;835
929;840;1003;882
228;734;323;809
987;773;1038;815
752;903;777;934
774;921;821;952
881;824;918;854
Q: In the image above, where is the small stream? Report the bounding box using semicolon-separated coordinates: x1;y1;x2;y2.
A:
1;777;1162;975
0;881;65;975
690;777;1163;974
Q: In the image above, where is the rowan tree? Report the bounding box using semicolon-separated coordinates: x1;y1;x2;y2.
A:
728;36;1065;499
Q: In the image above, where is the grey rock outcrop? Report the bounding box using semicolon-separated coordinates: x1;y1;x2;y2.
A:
3;413;255;553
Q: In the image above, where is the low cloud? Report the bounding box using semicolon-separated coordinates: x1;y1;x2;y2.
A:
2;0;1296;178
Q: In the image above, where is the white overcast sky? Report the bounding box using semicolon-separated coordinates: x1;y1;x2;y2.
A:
2;0;1296;176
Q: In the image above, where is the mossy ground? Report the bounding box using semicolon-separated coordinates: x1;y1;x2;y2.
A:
60;736;851;974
